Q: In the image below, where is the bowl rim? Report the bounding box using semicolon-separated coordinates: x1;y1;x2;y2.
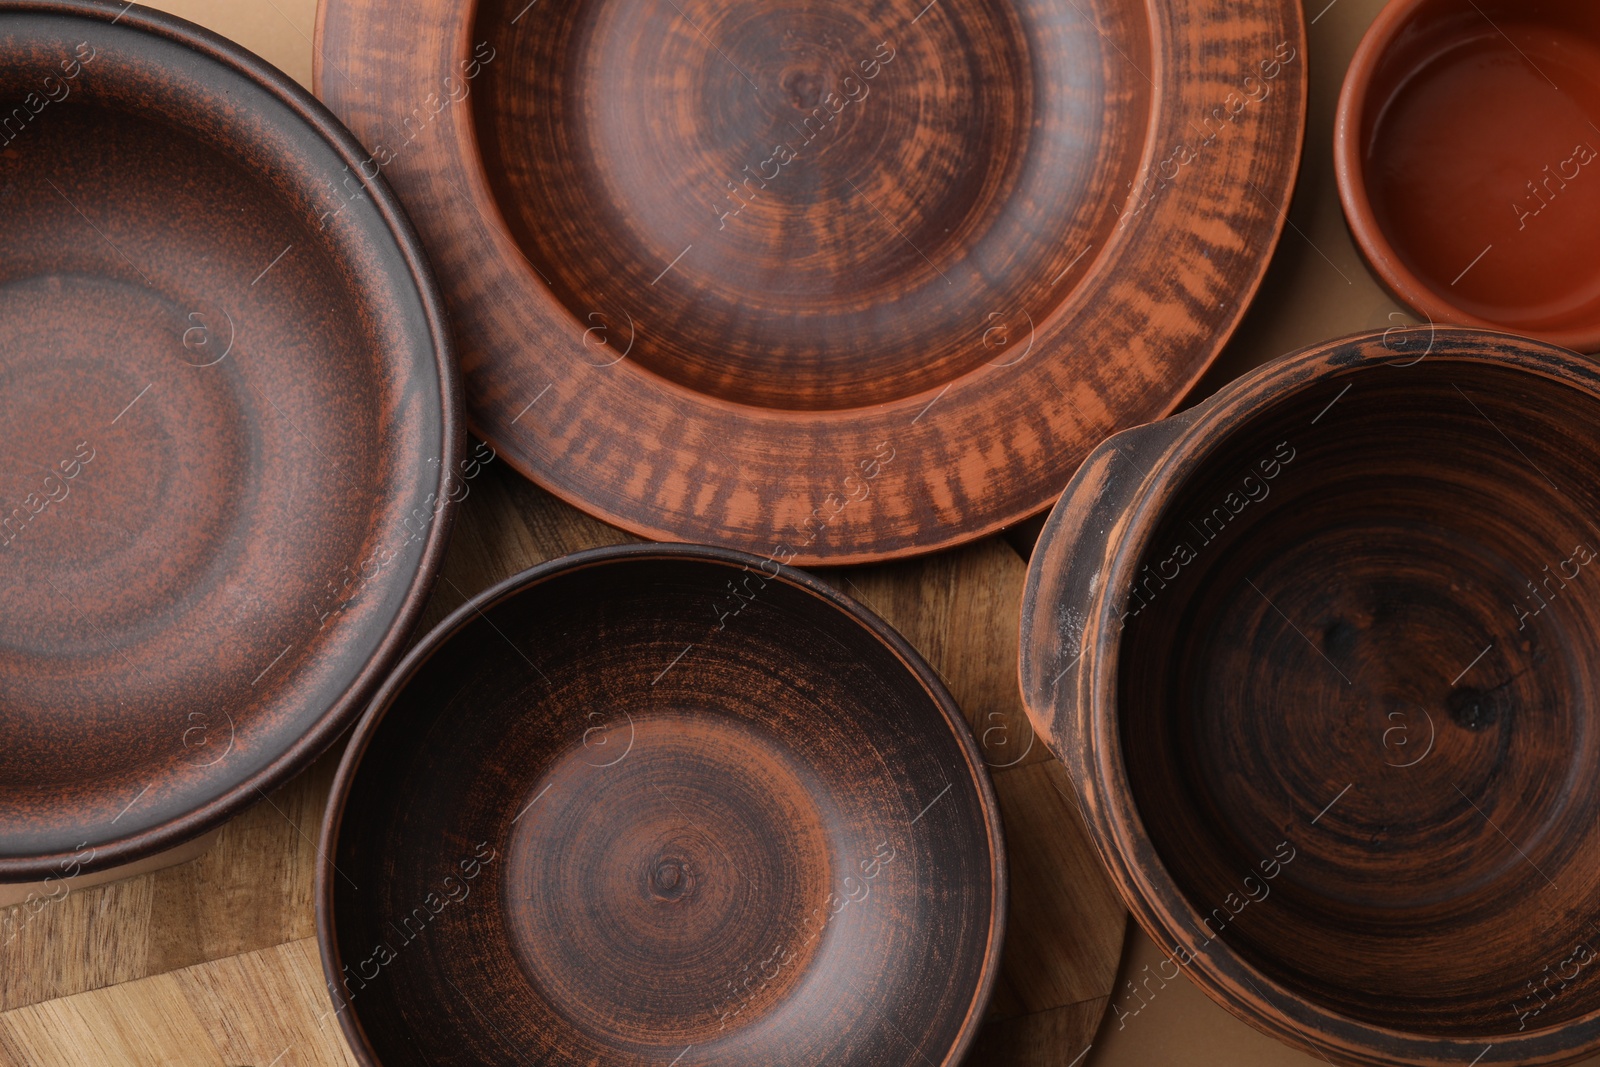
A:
0;0;462;883
312;0;1308;564
1333;0;1600;354
1057;327;1600;1065
314;541;1008;1067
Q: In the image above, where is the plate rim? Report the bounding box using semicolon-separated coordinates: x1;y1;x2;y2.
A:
314;0;1309;564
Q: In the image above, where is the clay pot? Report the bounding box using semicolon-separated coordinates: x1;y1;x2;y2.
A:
1021;328;1600;1065
1336;0;1600;351
319;544;1005;1066
0;1;458;880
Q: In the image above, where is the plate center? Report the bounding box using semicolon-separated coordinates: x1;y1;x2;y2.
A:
505;709;842;1047
472;0;1151;409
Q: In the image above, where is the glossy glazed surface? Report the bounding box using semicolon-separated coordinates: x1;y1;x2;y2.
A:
320;545;1004;1066
0;3;457;879
1338;0;1600;350
1022;329;1600;1065
315;0;1305;561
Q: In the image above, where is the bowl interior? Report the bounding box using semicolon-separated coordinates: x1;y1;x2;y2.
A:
0;10;448;871
1352;0;1600;344
468;0;1150;410
1118;355;1600;1037
327;553;999;1065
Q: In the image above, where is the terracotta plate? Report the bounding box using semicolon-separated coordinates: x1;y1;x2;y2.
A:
318;544;1004;1065
314;0;1307;563
0;2;459;880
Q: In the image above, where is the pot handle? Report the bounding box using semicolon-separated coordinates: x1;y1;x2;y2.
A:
1018;401;1212;765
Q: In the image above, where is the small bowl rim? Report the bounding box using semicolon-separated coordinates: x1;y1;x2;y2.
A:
0;0;463;884
1069;327;1600;1065
1334;0;1600;353
315;541;1008;1067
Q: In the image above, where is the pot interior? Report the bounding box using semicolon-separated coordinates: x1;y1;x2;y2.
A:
1118;355;1600;1037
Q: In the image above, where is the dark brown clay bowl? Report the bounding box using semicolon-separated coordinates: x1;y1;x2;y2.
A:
1021;328;1600;1066
314;0;1306;563
1336;0;1600;351
0;2;458;880
318;544;1005;1066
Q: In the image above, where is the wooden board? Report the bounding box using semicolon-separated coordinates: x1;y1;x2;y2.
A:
823;547;1125;1059
0;752;330;1015
0;449;1126;1063
0;939;354;1067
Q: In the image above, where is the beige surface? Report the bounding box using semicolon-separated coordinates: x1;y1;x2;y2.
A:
144;0;319;90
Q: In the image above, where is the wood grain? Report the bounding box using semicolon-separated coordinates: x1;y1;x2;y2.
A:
0;752;334;1014
824;540;1050;773
825;542;1125;1061
314;0;1307;563
0;938;354;1067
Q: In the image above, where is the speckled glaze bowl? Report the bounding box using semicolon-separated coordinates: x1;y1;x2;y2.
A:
1023;328;1600;1066
0;1;458;880
318;544;1004;1067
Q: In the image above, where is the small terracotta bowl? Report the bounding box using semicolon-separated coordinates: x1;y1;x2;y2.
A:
318;544;1004;1066
1336;0;1600;351
1021;328;1600;1066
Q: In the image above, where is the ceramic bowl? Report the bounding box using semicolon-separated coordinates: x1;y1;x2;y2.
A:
1021;328;1600;1066
313;0;1306;562
1336;0;1600;350
318;544;1004;1066
0;1;458;880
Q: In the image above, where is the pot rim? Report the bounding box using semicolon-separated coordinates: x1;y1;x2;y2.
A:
1074;326;1600;1065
